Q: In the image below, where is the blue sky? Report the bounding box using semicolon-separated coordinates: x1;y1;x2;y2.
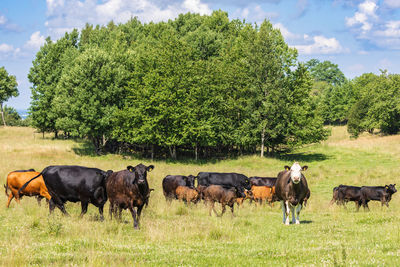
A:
1;0;400;109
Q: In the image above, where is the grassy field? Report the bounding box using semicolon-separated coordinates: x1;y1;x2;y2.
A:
1;126;400;266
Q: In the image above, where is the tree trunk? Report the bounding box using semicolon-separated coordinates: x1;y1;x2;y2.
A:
169;145;177;159
194;144;198;161
260;126;265;157
0;103;6;127
151;144;154;161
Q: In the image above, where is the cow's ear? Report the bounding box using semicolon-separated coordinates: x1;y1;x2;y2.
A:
302;166;308;171
147;165;155;172
385;185;389;189
284;166;290;171
150;188;155;192
127;166;135;172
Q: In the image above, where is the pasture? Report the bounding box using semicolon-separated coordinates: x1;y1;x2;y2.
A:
1;126;400;266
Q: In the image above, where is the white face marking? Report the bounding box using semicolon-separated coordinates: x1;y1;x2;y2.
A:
290;162;302;184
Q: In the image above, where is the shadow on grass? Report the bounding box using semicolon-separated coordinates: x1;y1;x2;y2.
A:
274;152;331;163
71;139;331;164
300;220;313;224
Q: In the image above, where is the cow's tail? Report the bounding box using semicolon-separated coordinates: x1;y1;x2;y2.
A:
4;184;9;197
17;172;42;196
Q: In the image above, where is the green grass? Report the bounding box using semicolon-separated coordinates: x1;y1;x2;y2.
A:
1;126;400;266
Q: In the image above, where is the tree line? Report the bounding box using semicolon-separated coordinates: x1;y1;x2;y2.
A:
27;11;328;159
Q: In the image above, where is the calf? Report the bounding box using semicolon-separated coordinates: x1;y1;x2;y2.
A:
335;185;362;210
5;169;51;208
251;186;275;206
162;175;196;202
361;184;397;210
175;186;200;204
236;190;254;206
18;165;112;219
106;164;154;229
200;185;244;217
275;162;309;225
249;177;277;187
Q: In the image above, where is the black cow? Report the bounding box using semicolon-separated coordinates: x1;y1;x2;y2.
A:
162;175;196;202
197;172;251;196
249;177;277;187
106;164;154;229
18;165;113;219
361;184;397;210
335;185;362;211
275;162;309;225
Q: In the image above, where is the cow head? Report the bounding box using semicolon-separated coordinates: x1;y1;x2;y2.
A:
127;164;155;185
235;186;246;198
186;175;196;188
284;162;308;184
242;178;251;190
385;184;397;194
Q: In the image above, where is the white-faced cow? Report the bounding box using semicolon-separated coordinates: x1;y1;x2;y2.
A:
275;162;309;225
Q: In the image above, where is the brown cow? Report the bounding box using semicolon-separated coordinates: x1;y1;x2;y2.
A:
275;162;309;225
251;185;275;206
175;186;200;204
106;164;154;229
236;190;253;206
4;170;51;207
200;185;244;217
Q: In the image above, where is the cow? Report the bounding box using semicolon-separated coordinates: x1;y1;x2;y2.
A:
249;177;277;187
106;164;154;229
329;186;340;206
361;184;397;210
162;175;196;202
5;169;51;208
175;186;200;204
275;162;309;225
199;185;244;217
18;165;113;219
236;190;254;206
334;185;363;210
251;185;275;206
197;172;251;196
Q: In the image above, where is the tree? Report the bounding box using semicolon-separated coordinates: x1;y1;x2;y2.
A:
54;46;129;154
29;31;78;137
0;67;18;126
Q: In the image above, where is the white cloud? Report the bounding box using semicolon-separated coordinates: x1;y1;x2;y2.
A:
295;35;346;55
384;0;400;8
232;5;279;24
45;0;212;39
345;0;377;33
25;31;46;50
0;15;6;25
273;23;301;40
375;20;400;38
378;58;392;69
0;43;15;53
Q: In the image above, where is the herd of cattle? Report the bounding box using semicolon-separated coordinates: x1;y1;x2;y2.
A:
3;162;397;228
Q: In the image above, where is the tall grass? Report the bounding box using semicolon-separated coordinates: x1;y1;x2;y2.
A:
0;126;400;265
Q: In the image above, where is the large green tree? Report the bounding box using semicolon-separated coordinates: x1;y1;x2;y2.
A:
0;67;18;126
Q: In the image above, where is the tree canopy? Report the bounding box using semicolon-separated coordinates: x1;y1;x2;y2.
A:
0;66;18;127
29;11;329;158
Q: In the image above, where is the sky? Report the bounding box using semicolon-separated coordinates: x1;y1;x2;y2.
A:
1;0;400;110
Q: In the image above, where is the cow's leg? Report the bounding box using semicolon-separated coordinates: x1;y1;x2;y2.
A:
36;196;43;206
136;204;144;225
285;201;291;225
79;201;89;218
295;204;302;224
229;203;235;217
291;205;296;224
220;204;226;217
128;205;139;229
98;205;105;221
281;201;286;224
6;193;14;208
109;201;114;220
49;199;56;214
117;207;122;221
